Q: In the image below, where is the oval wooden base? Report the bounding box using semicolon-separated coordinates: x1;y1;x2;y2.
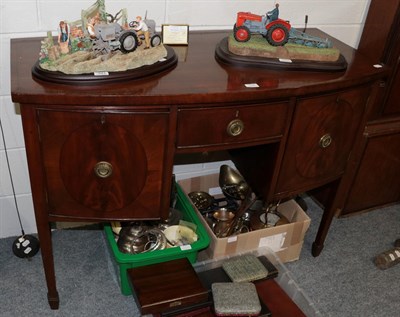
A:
215;37;348;72
32;45;178;85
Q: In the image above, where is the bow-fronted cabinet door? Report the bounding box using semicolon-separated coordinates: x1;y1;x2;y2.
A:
275;86;369;199
36;109;172;221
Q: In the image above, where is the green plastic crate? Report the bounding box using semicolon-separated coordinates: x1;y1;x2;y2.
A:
104;183;210;295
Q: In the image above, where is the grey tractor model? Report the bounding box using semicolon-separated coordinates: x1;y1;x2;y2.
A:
91;18;161;56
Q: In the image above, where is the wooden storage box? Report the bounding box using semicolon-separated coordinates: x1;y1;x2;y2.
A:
127;258;209;315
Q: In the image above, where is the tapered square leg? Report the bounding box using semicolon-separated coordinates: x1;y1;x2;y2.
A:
48;291;60;310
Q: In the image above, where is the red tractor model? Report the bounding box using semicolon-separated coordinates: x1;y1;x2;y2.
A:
233;11;291;46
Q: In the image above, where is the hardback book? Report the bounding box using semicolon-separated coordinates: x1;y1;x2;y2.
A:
222;254;269;282
212;282;261;316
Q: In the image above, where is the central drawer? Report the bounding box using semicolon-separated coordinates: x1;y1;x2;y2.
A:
176;102;289;149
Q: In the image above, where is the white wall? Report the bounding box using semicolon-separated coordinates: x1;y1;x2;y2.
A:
0;0;371;238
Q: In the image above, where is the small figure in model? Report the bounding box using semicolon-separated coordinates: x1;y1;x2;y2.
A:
130;16;150;49
267;3;279;22
87;13;101;38
58;20;70;53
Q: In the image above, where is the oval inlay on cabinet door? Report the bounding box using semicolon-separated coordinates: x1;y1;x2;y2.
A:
294;97;353;179
59;121;147;212
275;87;369;196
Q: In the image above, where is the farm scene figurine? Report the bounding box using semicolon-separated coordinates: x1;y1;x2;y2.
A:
228;2;342;66
38;0;165;75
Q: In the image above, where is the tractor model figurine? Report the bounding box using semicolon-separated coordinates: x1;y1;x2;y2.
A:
91;18;161;56
234;11;291;46
233;5;333;49
129;18;162;48
92;22;138;55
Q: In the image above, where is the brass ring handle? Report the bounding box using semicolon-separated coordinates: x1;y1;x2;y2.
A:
319;134;332;148
227;119;244;137
94;161;113;178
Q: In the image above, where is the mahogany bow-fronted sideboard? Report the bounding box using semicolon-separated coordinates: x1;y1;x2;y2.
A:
11;30;388;309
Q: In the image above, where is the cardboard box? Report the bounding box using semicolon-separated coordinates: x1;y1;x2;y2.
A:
178;173;311;263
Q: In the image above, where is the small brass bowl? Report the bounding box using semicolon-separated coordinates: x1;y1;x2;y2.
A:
213;208;235;238
188;191;213;211
213;208;235;222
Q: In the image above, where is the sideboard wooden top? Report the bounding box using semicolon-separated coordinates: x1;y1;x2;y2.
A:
11;30;388;107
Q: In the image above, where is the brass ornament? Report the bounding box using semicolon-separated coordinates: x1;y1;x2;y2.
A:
219;165;250;200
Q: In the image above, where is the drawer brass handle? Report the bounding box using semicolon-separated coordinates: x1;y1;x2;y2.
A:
319;134;332;148
227;119;244;137
94;161;113;178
